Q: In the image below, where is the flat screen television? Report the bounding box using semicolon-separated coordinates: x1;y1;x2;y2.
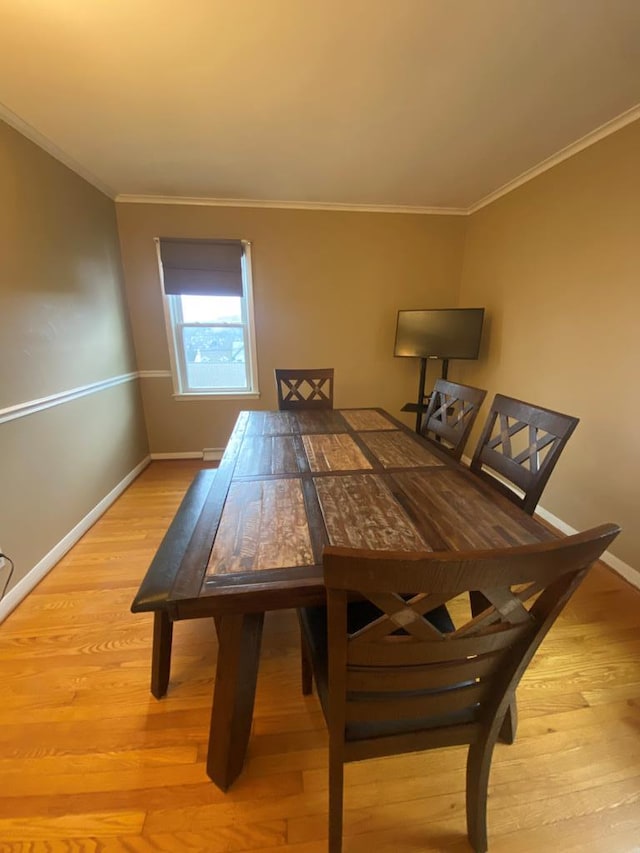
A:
394;308;485;360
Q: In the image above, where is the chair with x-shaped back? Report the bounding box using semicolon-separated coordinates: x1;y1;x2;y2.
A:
468;395;580;743
275;368;334;410
421;378;487;461
470;394;579;515
298;524;619;852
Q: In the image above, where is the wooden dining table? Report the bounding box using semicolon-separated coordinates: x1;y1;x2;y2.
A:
131;407;555;791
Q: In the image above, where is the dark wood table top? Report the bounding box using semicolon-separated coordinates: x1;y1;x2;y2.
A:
132;408;554;620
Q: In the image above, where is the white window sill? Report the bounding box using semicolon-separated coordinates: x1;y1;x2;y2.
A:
173;391;261;402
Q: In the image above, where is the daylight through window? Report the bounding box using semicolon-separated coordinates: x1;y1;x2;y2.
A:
157;238;259;397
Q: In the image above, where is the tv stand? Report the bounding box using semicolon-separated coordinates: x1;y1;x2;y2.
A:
401;357;449;433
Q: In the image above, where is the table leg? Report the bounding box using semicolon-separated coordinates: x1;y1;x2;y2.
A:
206;612;265;790
151;610;173;699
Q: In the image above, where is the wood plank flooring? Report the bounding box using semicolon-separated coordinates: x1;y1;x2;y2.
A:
1;460;639;852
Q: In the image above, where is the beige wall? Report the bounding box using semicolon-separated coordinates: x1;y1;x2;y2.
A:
455;119;640;572
3;107;636;603
116;204;466;451
0;121;149;595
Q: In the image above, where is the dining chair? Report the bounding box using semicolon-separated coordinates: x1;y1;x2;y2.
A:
275;367;334;410
298;524;619;852
468;395;580;743
470;394;579;515
421;378;487;461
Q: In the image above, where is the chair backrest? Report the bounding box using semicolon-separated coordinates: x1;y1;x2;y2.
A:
470;394;579;514
275;368;334;410
323;524;619;760
421;379;487;461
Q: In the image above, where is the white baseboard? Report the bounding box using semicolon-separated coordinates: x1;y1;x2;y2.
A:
533;505;639;590
460;454;638;590
3;451;635;625
0;456;151;623
150;451;203;460
203;447;223;462
150;448;224;461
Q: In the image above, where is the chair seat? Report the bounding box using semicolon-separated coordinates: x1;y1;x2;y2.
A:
299;601;477;742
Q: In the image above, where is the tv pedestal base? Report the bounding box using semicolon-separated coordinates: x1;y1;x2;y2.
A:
400;400;430;434
401;357;449;433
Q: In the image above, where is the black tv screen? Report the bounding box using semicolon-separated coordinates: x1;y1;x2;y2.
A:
394;308;484;360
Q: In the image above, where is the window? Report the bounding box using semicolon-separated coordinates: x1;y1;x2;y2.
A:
156;238;259;398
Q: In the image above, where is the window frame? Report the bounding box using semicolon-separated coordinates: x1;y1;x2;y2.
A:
157;239;260;400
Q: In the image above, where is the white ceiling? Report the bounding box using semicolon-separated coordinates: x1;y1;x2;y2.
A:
1;0;640;212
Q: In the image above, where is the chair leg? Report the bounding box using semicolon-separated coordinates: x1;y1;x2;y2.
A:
328;738;344;853
470;591;518;744
499;700;518;745
300;630;313;696
465;738;495;853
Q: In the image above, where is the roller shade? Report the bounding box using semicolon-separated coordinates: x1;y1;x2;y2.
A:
158;238;243;297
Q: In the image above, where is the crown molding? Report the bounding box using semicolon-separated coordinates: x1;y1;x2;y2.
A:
0;101;116;199
468;103;640;214
114;194;468;216
4;99;638;217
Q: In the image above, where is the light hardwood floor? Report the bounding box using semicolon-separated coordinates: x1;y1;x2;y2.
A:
1;460;639;852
